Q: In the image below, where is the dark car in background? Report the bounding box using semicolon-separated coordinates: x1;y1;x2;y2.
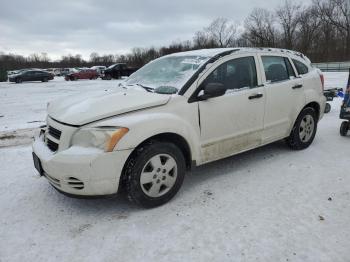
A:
101;63;139;80
65;68;98;81
8;70;54;83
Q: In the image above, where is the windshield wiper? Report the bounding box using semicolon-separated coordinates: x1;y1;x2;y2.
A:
135;84;154;92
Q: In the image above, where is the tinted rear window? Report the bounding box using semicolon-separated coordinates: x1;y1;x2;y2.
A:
262;56;295;82
292;59;309;75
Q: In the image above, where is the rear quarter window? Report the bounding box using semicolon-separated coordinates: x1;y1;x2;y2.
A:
292;59;309;75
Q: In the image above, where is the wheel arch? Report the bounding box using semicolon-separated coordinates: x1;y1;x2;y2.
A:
303;101;320;121
129;132;192;169
119;132;193;192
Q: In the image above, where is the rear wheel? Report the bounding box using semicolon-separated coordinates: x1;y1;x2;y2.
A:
340;121;349;136
324;103;331;113
124;141;186;208
285;107;317;150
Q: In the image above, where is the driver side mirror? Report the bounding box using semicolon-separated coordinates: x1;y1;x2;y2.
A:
198;82;226;100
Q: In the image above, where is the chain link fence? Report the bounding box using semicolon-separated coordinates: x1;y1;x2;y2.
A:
312;62;350;72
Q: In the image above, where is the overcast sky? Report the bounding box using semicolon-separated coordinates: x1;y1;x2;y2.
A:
0;0;287;60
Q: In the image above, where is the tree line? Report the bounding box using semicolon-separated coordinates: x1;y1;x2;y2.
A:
0;0;349;71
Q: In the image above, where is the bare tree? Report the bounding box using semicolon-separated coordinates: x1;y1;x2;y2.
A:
297;6;321;54
194;18;237;48
207;18;237;47
244;8;278;47
193;30;217;49
315;0;350;58
89;52;99;63
276;0;302;50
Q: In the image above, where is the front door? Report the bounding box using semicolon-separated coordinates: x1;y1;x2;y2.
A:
197;56;266;163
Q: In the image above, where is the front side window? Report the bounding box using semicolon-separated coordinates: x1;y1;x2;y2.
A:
292;59;309;75
262;56;295;83
24;71;34;76
203;56;258;91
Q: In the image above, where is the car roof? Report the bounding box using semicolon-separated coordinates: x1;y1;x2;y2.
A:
164;47;310;64
165;48;238;58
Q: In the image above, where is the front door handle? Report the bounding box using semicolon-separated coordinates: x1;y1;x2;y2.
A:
249;93;263;100
292;84;303;89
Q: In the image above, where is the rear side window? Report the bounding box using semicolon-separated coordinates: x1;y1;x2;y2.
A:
205;56;258;91
292;59;309;75
262;56;295;82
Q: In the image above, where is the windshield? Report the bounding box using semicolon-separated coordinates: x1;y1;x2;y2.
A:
125;55;210;92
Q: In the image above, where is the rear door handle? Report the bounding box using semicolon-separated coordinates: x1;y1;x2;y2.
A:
249;93;263;100
292;84;303;89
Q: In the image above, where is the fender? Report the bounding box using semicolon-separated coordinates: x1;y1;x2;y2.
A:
91;101;202;163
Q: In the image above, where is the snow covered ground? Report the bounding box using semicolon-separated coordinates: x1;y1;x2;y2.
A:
0;72;350;262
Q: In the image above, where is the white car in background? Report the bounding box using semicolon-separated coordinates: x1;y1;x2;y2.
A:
91;65;106;76
32;48;326;207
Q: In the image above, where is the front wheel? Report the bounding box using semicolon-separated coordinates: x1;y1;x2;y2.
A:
285;107;318;150
340;121;349;136
324;103;331;114
124;142;186;208
15;78;22;83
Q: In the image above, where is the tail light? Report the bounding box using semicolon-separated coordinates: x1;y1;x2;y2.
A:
320;74;325;91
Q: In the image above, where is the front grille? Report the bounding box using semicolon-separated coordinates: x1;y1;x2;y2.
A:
48;126;62;140
65;177;84;190
47;138;59;152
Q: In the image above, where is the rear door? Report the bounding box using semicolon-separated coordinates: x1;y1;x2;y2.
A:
259;55;305;143
33;71;42;81
197;55;266;163
23;71;34;81
81;70;88;79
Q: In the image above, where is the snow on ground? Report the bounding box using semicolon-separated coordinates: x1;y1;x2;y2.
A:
0;72;350;262
0;77;123;132
324;72;349;90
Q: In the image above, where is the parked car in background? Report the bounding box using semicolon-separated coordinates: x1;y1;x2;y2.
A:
45;68;55;75
65;68;98;81
9;70;54;83
8;68;41;76
32;48;326;207
91;66;106;76
101;63;139;80
59;68;71;76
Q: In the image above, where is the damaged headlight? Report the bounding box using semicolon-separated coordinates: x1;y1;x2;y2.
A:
71;127;129;152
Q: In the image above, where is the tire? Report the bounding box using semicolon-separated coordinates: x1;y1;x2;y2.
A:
324;103;331;114
340;121;349;136
105;74;112;80
15;78;22;83
285;107;318;150
124;141;186;208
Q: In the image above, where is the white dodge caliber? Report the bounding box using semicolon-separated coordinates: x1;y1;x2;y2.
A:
32;48;326;207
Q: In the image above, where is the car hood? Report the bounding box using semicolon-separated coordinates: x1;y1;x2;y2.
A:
48;88;171;126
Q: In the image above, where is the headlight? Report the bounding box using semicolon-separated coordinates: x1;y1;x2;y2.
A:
71;127;129;152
